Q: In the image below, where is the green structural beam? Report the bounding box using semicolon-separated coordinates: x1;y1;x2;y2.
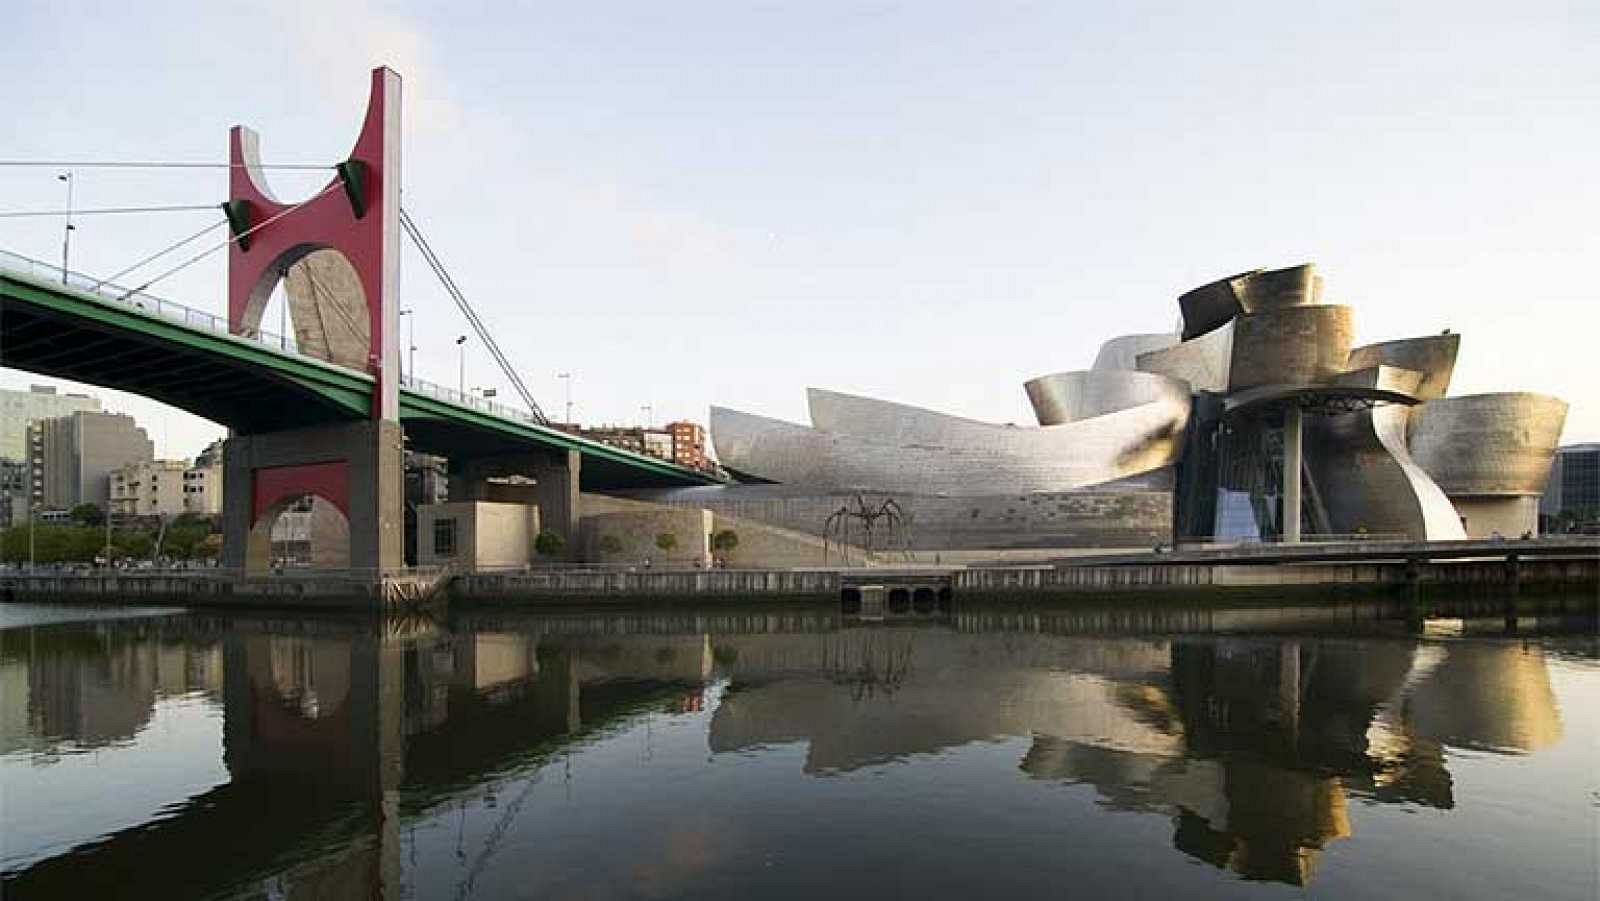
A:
0;262;724;489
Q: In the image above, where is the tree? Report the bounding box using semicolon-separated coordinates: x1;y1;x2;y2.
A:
710;529;739;554
597;533;623;555
164;521;212;560
534;530;566;557
196;533;223;561
115;530;153;560
69;503;104;527
654;531;678;552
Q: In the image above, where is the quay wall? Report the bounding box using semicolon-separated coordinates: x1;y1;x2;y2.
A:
2;556;1593;607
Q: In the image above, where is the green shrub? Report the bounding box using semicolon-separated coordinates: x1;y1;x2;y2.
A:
534;530;566;556
654;531;678;552
710;529;739;553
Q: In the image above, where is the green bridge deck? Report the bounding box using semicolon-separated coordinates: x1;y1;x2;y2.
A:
0;257;724;490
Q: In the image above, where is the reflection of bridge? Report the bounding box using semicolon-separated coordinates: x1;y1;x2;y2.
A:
0;616;707;898
0;603;1581;895
0;67;722;586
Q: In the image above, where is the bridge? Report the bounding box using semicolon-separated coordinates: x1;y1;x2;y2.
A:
0;67;723;581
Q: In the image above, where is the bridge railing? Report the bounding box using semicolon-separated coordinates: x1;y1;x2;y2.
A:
1;247;569;428
401;374;545;425
0;247;306;356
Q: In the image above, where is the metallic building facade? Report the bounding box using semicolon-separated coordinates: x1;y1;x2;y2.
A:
694;261;1567;549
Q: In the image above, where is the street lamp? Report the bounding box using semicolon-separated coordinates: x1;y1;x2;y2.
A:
58;171;75;284
398;309;413;384
455;335;468;395
558;372;574;425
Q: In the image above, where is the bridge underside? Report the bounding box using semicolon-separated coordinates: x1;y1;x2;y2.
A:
2;287;365;434
1;271;721;492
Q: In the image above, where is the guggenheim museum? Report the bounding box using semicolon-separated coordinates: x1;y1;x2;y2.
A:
631;264;1567;552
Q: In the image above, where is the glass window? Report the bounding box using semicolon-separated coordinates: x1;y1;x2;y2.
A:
433;517;458;558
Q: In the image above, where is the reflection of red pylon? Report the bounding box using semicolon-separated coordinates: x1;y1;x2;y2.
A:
226;67;402;422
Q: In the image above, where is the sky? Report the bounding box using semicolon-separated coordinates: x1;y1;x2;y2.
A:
1;1;1595;458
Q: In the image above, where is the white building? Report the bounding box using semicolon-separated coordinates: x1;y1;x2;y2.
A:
109;460;189;519
182;464;223;515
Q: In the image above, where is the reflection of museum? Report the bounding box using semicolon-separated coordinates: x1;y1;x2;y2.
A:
0;612;1574;893
704;628;1566;886
652;264;1567;548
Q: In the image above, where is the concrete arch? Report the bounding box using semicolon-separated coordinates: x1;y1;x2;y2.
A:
246;493;352;573
236;246;372;370
265;636;353;720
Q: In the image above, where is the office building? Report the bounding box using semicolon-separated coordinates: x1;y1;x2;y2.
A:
30;411;154;512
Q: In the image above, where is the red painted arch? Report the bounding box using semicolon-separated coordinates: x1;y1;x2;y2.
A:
251;461;350;524
228;67;399;420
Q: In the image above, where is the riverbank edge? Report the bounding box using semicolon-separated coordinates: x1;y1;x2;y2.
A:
3;556;1594;610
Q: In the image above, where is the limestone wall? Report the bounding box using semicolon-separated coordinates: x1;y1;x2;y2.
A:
620;485;1173;551
1451;496;1539;539
416;501;539;568
580;508;712;566
708;513;865;568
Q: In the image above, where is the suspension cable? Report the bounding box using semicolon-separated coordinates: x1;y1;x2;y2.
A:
0;204;221;218
91;218;229;290
115;180;344;300
399;206;550;424
0;160;335;171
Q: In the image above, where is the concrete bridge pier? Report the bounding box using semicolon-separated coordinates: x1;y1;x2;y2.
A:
447;448;581;556
221;420;406;574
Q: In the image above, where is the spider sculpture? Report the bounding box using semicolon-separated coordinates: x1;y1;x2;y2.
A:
823;493;912;565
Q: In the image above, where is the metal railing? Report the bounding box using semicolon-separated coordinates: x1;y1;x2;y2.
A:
401;373;545;426
0;247;550;427
0;247;304;355
2;246;721;478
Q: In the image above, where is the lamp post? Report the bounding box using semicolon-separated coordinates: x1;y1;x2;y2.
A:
558;372;573;425
455;335;468;396
398;309;413;384
58;171;74;284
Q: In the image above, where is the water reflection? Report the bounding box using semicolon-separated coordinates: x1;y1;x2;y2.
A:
0;597;1593;899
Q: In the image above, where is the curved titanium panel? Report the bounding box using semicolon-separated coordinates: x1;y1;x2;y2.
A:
805;388;1023;449
1023;370;1192;426
1227;304;1355;391
1406;393;1568;496
804;388;1189;469
713;390;1188;496
1136;321;1234;393
1233;263;1319;314
1346;334;1459;401
1305;401;1467;541
1178;270;1255;341
1092;333;1179;372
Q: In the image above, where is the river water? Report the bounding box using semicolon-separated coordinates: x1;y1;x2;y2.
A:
0;596;1595;899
